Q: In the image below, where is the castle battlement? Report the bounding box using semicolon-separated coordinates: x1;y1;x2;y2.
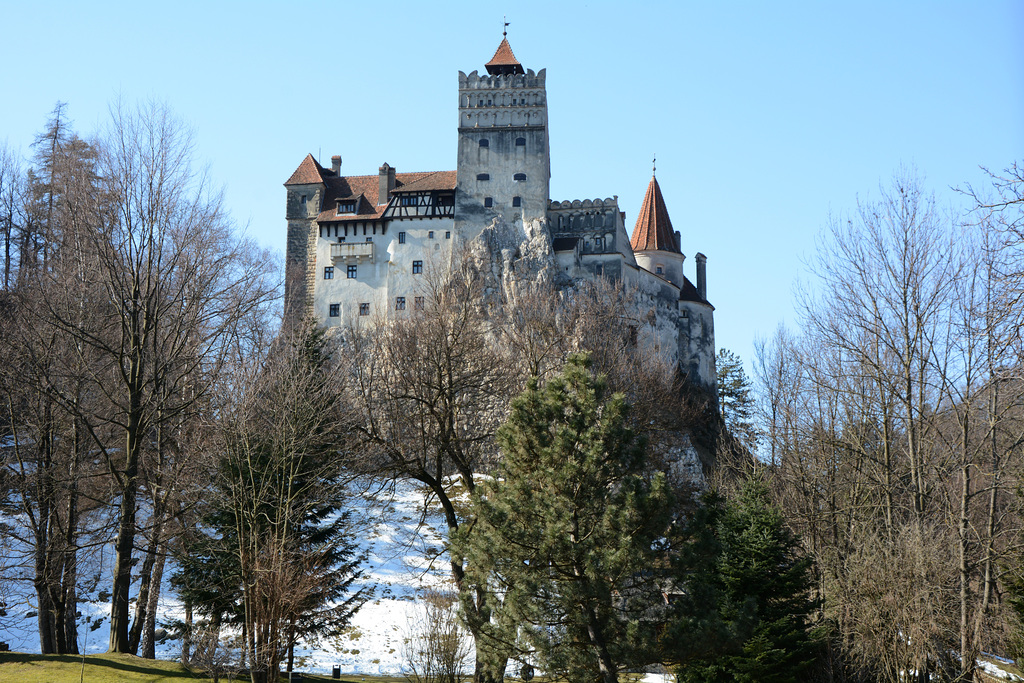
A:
458;68;545;90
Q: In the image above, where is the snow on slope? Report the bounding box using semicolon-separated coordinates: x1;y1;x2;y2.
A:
0;480;463;676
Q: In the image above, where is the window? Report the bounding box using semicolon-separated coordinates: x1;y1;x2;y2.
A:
329;304;340;317
359;303;370;316
338;200;356;214
324;266;334;279
396;296;406;310
300;194;307;206
479;139;489;147
445;231;451;239
655;266;663;275
484;197;493;208
400;195;418;206
428;231;434;239
512;196;522;207
515;137;526;146
399;231;406;244
594;237;604;251
513;173;526;182
477;173;490;181
366;236;372;242
347;265;357;278
595;263;603;276
414;296;424;310
412;260;423;274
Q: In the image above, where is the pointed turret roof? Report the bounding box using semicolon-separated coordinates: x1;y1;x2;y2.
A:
630;175;680;253
486;37;525;75
284;153;328;186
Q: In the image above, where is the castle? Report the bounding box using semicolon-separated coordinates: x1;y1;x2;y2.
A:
284;35;716;389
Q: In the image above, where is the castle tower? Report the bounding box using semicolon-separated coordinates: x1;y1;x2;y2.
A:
283;153;329;326
630;172;686;287
454;35;550;240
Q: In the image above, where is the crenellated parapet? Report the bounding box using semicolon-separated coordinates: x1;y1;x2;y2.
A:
458;69;547;129
547;198;620;233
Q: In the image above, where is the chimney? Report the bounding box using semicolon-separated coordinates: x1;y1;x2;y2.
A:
331;155;341;174
695;252;707;301
378;163;396;205
674;230;681;252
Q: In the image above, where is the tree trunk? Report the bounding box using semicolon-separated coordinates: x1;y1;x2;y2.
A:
181;600;192;666
141;535;167;659
129;507;164;655
108;419;141;652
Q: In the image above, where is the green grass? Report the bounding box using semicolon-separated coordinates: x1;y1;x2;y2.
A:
0;651;209;682
0;653;667;683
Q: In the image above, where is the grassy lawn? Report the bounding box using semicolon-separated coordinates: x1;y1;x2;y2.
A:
0;652;410;683
0;651;210;682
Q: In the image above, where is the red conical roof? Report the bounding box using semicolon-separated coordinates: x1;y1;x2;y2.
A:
486;37;525;75
630;175;680;253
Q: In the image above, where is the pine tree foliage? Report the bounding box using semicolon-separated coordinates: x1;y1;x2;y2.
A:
671;480;820;683
175;324;369;680
455;354;672;683
716;348;756;447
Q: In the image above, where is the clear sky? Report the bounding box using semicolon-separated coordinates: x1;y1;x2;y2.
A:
2;1;1022;370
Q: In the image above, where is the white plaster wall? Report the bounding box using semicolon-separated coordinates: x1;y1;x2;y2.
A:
313;216;454;327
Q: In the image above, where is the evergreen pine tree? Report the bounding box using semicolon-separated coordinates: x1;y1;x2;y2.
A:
455;354;671;683
671;480;820;683
174;325;369;680
716;348;757;448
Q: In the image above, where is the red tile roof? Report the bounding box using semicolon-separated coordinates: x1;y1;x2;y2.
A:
630;175;680;254
486;38;525;75
284;153;329;186
394;170;457;193
315;170;457;222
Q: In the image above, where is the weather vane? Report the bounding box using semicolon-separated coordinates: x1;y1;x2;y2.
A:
503;16;509;37
653;154;656;176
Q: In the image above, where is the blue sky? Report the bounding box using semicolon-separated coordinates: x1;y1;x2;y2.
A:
2;1;1022;370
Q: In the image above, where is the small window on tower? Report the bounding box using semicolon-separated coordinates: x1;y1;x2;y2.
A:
395;297;406;311
428;231;434;239
445;231;451;239
329;304;340;317
300;194;307;206
479;139;489;148
484;197;493;208
398;231;406;244
477;173;490;181
359;303;370;316
515;137;526;147
347;265;357;279
655;266;663;275
324;266;334;279
412;260;423;274
513;173;526;181
512;196;522;207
